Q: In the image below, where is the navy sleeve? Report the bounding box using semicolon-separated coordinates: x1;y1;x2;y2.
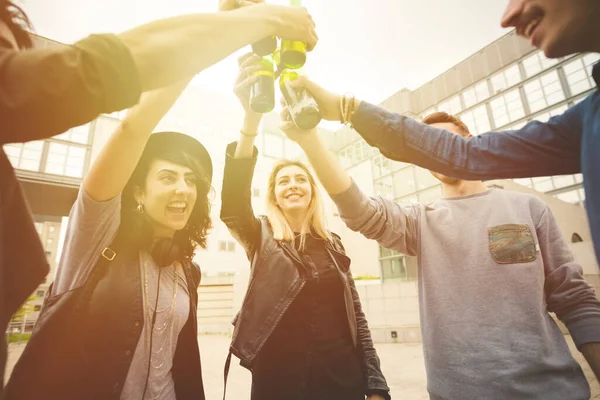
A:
352;98;585;180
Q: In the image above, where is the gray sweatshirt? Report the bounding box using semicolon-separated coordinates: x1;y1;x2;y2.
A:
332;181;600;400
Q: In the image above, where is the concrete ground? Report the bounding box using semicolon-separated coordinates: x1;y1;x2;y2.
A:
6;334;599;399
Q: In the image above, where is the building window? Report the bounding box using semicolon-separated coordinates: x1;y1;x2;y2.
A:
459;104;490;135
338;148;351;169
374;176;394;200
438;95;462;115
490;88;525;128
563;57;595;97
531;177;554;192
391;166;416;198
372;155;392;179
513;178;533;188
522;51;558;78
421;106;437;118
3;140;44;171
490;64;521;94
551;175;575;190
44;142;87;178
556;189;584;205
524;70;565;113
379;247;408;280
461;80;492;109
532;104;568;123
53;123;91;145
218;241;236;252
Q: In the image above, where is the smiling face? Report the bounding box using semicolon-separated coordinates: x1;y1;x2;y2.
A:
273;165;313;217
500;0;600;58
135;159;198;238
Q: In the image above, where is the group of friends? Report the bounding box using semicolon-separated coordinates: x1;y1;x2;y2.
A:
1;0;600;399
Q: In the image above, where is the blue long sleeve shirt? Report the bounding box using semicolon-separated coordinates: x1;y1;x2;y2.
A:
352;61;600;267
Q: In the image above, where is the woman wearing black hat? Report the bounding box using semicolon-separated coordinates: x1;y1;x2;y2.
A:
4;80;212;400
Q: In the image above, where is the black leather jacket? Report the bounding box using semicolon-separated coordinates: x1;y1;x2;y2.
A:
220;142;390;396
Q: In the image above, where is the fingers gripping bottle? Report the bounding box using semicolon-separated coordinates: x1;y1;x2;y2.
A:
250;56;276;113
279;69;321;129
280;0;307;69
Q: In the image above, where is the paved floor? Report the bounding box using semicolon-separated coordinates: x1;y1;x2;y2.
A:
6;334;599;399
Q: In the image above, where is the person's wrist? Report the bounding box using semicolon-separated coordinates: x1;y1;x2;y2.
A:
242;111;261;134
295;129;320;148
333;94;344;122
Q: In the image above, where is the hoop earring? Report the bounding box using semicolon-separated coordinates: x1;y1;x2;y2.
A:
137;203;144;214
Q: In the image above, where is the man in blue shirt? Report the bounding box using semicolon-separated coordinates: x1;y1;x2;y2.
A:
286;0;600;275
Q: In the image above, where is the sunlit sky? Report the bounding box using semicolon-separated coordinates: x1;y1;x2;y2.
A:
23;0;510;102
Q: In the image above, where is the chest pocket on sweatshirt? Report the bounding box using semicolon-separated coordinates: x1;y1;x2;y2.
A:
488;224;537;264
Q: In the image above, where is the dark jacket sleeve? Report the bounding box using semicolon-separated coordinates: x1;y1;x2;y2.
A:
346;272;391;399
0;34;141;144
352;98;585;180
335;236;391;398
220;142;262;258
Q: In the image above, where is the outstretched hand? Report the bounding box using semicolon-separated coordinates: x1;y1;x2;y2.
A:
234;53;263;116
278;97;318;144
284;76;343;122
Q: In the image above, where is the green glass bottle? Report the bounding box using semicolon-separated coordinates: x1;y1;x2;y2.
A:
279;69;321;129
250;56;275;113
280;0;306;69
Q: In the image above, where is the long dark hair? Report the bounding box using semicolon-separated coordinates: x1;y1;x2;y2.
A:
119;149;212;267
0;0;33;49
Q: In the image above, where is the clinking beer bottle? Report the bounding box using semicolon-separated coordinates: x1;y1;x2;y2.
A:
279;69;321;129
251;36;277;57
280;0;306;69
250;56;275;113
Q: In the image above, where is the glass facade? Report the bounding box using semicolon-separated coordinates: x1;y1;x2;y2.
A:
4;122;92;179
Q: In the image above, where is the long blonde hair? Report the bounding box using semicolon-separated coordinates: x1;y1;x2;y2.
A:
266;160;332;250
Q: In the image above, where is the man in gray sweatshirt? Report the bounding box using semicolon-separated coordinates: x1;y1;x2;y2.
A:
280;108;600;400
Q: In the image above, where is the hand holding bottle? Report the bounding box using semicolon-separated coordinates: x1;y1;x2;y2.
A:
261;4;318;51
234;53;263;113
279;97;318;144
283;76;359;122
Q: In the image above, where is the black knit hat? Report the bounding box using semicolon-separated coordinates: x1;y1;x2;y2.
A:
143;131;212;183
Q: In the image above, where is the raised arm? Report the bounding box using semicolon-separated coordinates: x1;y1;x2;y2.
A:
220;53;264;256
0;2;317;143
284;76;583;181
279;109;419;256
83;79;191;202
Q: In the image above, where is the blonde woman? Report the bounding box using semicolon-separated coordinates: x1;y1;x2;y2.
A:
219;52;390;400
